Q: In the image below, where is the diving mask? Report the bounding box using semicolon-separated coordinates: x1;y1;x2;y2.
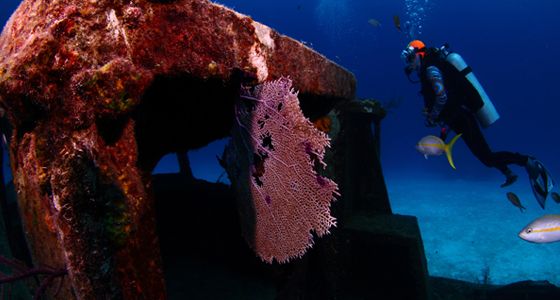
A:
401;46;417;65
402;46;421;82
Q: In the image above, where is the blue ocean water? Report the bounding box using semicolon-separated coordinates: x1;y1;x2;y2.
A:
2;0;560;286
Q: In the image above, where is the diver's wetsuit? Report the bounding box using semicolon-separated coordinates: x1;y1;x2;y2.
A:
419;58;528;176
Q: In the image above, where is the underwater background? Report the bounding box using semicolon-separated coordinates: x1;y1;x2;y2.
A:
2;0;560;287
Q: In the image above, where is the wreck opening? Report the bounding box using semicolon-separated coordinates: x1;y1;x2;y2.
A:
133;74;238;173
134;73;351;297
133;73;278;297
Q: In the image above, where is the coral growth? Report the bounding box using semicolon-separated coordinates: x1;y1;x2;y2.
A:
223;77;339;263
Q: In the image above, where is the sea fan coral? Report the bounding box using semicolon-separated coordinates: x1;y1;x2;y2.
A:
223;77;339;264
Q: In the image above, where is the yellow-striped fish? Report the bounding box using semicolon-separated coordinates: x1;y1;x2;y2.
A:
415;134;462;169
519;214;560;243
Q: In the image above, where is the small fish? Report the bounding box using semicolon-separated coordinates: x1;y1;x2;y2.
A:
551;192;560;203
368;18;381;28
519;214;560;243
313;115;332;133
415;134;462;169
393;15;401;32
506;192;526;212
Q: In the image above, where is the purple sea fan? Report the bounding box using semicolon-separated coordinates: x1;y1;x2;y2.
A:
223;77;339;264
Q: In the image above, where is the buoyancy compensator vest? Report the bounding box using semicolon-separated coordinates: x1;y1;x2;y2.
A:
436;43;500;128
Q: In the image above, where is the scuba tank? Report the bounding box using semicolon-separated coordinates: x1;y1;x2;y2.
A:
438;44;500;128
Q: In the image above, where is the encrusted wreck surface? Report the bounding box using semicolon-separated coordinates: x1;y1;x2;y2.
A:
0;0;355;298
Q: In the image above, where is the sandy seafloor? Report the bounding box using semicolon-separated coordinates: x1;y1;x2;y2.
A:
387;174;560;286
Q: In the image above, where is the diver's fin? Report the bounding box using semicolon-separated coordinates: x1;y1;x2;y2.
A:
526;158;554;209
444;133;462;170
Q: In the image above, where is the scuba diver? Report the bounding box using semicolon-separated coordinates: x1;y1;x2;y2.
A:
401;40;554;208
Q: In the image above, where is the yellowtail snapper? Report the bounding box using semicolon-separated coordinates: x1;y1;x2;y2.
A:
519;215;560;243
415;134;462;169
